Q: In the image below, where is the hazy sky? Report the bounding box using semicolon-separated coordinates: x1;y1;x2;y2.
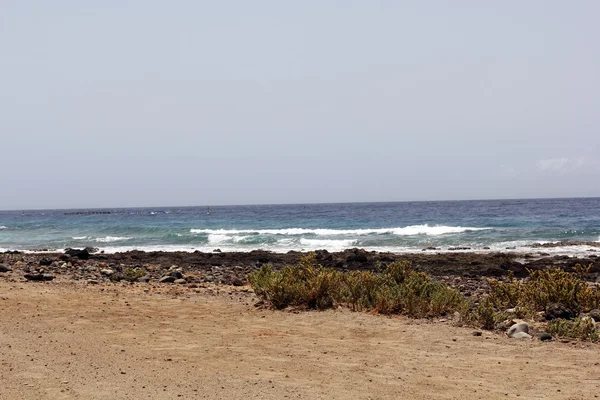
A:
1;1;599;210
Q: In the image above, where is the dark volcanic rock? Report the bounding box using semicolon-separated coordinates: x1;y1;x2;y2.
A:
24;273;55;281
159;276;176;283
64;248;90;260
545;303;576;320
0;264;12;272
534;332;553;341
39;257;54;266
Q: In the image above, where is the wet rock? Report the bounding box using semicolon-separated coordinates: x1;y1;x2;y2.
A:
507;322;529;338
534;332;553;341
545;303;575;320
159;276;176;283
84;246;99;254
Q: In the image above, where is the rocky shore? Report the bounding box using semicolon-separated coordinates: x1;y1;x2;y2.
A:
1;248;598;301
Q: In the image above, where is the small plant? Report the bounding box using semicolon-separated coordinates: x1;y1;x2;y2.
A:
122;267;146;282
248;257;466;318
486;264;600;317
547;317;600;342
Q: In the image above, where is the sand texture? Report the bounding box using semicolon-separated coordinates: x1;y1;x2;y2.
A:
1;280;599;400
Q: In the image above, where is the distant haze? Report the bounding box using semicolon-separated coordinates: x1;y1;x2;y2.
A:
1;1;599;210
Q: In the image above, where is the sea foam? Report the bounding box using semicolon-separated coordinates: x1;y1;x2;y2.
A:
190;225;489;236
94;236;134;243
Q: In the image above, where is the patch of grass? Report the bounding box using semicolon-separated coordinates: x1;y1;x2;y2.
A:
248;255;467;318
547;317;599;342
486;264;600;318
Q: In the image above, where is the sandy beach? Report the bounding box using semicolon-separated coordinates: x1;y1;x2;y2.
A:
1;278;599;400
1;249;599;399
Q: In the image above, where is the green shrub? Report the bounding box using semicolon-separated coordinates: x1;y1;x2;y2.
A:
248;257;467;318
547;317;599;342
486;264;600;317
122;267;146;282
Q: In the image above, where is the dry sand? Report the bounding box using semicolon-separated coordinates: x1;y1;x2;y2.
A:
1;280;599;400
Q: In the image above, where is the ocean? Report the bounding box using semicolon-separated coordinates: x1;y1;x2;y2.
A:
1;198;599;255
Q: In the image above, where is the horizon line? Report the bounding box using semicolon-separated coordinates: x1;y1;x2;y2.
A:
1;195;599;213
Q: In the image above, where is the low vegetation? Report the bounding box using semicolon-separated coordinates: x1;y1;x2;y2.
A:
249;254;467;318
248;254;600;342
486;265;600;318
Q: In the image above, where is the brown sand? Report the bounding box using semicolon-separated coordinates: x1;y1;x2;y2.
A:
1;280;599;400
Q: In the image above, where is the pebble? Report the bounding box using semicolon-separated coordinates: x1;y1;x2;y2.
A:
100;269;114;276
174;279;187;284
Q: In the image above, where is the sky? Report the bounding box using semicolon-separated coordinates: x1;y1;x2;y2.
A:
1;1;599;210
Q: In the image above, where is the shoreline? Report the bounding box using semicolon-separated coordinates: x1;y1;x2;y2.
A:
2;248;598;300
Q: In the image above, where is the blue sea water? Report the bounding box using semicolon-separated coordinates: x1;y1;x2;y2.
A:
1;198;599;255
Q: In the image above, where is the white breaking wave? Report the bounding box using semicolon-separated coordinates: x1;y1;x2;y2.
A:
299;238;359;248
191;225;489;236
94;236;134;243
72;236;91;240
0;226;7;230
208;234;232;244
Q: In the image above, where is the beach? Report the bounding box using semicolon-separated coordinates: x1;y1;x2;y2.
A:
1;249;600;399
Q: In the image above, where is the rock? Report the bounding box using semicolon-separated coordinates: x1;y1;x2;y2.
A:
472;331;482;336
39;258;54;266
84;246;99;254
137;276;150;283
24;273;55;281
0;264;12;273
64;248;89;260
588;309;600;321
507;322;529;337
100;269;114;276
213;248;222;253
87;279;99;285
159;276;176;283
231;278;245;286
170;270;184;280
545;303;575;320
511;331;532;339
534;332;553;341
174;279;187;284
